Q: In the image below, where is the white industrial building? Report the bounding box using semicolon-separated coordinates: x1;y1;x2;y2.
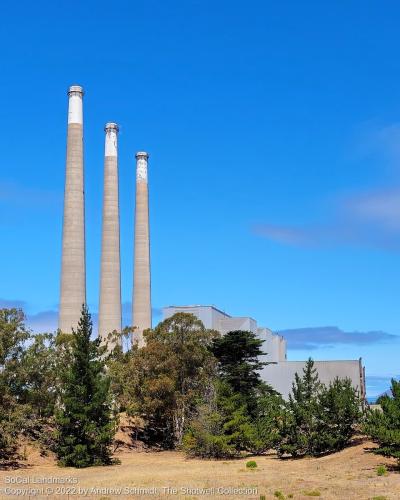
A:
163;305;366;402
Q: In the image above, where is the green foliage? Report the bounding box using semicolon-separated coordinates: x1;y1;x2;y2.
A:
0;308;30;461
317;377;361;453
183;378;284;458
246;460;257;468
277;359;361;457
183;329;285;458
56;305;116;467
211;330;270;413
18;333;59;418
364;379;400;464
183;380;247;458
116;313;218;448
303;491;321;497
250;392;285;453
376;465;387;476
277;358;322;457
274;492;285;500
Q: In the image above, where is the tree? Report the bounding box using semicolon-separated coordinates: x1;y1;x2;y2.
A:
183;379;285;458
250;391;286;454
317;378;361;453
210;330;273;415
0;308;30;462
364;379;400;463
19;333;59;419
277;359;361;457
56;305;117;467
120;313;218;447
277;358;322;457
182;329;284;458
183;380;247;458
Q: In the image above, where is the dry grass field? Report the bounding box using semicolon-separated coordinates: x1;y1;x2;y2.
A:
0;439;399;499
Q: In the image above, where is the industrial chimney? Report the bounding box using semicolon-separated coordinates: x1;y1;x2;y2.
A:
132;152;152;346
59;85;86;333
98;123;122;345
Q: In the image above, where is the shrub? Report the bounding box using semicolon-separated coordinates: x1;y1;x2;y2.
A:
246;460;257;469
274;491;285;499
376;465;387;476
183;425;236;459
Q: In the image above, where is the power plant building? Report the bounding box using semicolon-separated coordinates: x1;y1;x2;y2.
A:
162;305;366;401
56;85;366;402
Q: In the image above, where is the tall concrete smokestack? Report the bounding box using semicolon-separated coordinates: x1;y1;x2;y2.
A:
59;85;86;333
99;123;122;344
132;152;151;346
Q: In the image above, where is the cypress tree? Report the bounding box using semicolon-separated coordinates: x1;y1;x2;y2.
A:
210;330;273;415
56;305;116;467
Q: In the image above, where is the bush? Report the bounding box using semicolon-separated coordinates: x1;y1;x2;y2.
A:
246;460;257;469
376;465;387;476
183;424;236;459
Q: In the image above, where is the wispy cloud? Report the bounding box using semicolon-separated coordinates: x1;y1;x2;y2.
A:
253;187;400;251
254;122;400;252
0;298;28;309
279;326;399;350
0;181;60;207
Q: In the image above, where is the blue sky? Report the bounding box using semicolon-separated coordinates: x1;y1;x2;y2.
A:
1;1;399;398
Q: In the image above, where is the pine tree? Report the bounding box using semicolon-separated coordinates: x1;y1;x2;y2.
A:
277;358;321;457
56;305;116;467
317;378;361;453
364;379;400;463
277;360;361;457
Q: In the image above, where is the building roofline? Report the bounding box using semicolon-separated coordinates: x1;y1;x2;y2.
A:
163;304;231;317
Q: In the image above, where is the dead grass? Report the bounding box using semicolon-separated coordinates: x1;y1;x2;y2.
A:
0;439;399;499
